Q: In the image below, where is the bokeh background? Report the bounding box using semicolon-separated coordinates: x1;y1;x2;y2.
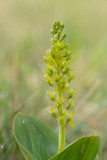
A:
0;0;107;159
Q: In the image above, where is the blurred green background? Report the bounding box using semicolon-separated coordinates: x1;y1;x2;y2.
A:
0;0;107;159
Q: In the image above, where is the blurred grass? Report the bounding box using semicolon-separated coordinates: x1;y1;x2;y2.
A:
0;0;107;159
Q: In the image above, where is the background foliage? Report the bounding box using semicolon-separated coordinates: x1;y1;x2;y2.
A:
0;0;107;159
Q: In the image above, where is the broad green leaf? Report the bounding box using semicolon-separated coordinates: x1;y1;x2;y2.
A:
13;114;58;160
50;135;99;160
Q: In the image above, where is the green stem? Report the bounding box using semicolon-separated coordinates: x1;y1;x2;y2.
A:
57;80;65;153
58;105;65;152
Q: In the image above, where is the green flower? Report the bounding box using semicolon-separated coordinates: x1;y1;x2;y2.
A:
44;20;75;128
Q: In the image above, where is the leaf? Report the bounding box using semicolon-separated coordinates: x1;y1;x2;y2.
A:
13;113;58;160
50;135;99;160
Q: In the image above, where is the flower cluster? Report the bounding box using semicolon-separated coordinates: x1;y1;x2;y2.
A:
44;21;75;127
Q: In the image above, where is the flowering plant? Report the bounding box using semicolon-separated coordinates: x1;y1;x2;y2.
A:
13;21;99;160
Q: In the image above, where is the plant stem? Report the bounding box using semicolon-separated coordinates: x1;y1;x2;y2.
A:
58;104;65;153
57;79;65;153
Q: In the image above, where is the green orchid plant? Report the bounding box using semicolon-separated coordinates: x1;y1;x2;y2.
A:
13;21;100;160
43;21;75;152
